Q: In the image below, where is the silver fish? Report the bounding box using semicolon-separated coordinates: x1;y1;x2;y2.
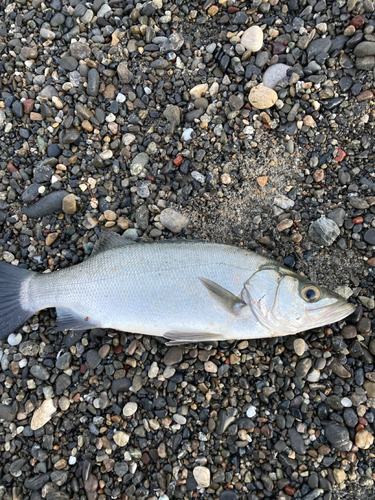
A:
0;231;355;344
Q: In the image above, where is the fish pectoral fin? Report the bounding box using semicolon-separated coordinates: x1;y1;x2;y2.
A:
163;331;225;345
54;308;98;332
198;277;245;314
91;229;137;258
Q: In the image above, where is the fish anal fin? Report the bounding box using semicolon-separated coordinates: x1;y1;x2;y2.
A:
91;229;137;258
163;331;225;345
198;277;245;314
55;308;98;332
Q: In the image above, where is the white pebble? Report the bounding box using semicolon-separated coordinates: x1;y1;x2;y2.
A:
148;361;159;378
306;369;320;382
7;333;22;346
69;456;77;465
181;128;193;141
293;338;307;356
116;93;126;103
341;397;352;407
123;402;138;417
246;406;257;418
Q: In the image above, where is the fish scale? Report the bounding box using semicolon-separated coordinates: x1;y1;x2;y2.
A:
0;232;355;343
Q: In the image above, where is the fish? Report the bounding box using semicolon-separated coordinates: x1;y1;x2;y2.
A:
0;230;355;344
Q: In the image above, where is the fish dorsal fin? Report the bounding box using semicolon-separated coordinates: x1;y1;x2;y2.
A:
91;229;137;257
199;277;246;314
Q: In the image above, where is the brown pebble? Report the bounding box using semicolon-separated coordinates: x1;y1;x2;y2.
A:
84;474;98;493
318;445;331;455
313;169;324;182
114;345;123;354
341;324;357;339
356;90;374;102
367;257;375;267
350;14;365;28
260;424;270;436
98;345;110;359
141;452;150;464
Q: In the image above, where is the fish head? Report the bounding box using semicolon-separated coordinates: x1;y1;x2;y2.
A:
242;264;355;336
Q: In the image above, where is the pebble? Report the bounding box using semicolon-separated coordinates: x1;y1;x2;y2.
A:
160;208;189;233
123;402;138;417
62;194;76;214
294;338;307;356
23;190;69;218
325;423;352;451
7;333;22;346
355;429;374;449
308;217;340;246
193;466;211;488
30;399;56;431
263;63;291;89
113;431;130;447
241;26;263;52
249;84;278;109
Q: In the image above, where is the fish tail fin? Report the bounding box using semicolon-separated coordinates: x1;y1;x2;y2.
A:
0;262;36;340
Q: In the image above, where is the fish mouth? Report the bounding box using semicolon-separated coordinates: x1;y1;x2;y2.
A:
308;301;356;329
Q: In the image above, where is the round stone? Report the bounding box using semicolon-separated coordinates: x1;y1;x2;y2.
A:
246;406;257;418
113;431;130;447
62;194;77;214
249;84;278;109
123;402;138;417
241;26;263;52
193;466;211;488
7;333;22;346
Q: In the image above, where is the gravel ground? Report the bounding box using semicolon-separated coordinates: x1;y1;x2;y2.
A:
1;0;375;499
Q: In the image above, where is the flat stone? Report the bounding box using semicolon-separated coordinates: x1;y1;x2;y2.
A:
59;56;78;71
23;190;69;218
241;26;263;52
117;62;133;83
113;431;130;447
62;193;77;214
0;403;16;422
130;152;149;175
288;427;306;455
263;63;291;89
364;228;375;245
31;399;56;431
160;208;189;233
70;42;91;59
123;402;138;417
164;346;183;365
354;41;375;57
249;84;278;109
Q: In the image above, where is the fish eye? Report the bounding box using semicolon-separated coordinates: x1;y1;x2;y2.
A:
301;285;321;302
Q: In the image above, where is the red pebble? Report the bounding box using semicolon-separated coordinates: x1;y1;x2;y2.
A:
22;99;34;114
80;364;87;374
114;344;123;354
227;6;239;13
355;423;365;432
7;162;18;173
353;216;363;224
350;15;365;29
173;155;183;166
285;486;296;496
245;103;252;110
358;417;368;426
335;149;347;162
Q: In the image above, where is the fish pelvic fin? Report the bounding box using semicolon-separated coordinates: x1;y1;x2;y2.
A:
90;229;137;258
54;308;98;332
163;331;225;345
198;277;245;314
0;262;36;340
